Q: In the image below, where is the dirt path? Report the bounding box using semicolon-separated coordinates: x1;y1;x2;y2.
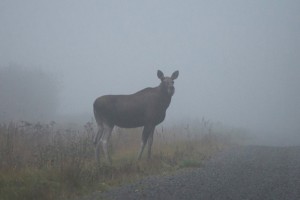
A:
81;146;300;200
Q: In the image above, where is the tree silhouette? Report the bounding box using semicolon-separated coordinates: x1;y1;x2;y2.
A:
0;66;60;122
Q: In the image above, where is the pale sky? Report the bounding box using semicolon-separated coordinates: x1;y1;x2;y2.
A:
1;0;299;137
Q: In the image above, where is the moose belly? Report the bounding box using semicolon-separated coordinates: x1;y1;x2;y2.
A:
112;110;166;128
114;118;144;128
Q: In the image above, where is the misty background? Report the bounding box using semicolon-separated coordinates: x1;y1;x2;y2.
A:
0;1;299;145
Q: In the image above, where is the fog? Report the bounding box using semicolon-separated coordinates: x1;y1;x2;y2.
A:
1;1;299;145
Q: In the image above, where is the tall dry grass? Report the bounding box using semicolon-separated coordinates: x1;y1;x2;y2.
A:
0;119;245;200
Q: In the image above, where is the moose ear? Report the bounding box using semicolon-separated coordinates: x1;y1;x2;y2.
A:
171;70;179;80
157;70;164;80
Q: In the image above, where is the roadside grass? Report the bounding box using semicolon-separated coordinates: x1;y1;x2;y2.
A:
0;120;245;200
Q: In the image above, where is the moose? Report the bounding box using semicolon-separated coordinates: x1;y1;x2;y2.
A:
93;70;179;164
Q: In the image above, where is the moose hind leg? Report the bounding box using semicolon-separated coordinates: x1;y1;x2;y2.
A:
101;124;113;164
94;124;104;146
94;125;104;165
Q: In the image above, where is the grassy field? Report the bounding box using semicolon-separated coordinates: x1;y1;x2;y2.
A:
0;119;245;200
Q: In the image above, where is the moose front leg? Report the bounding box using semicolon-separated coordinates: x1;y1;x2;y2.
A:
147;129;155;159
138;125;155;160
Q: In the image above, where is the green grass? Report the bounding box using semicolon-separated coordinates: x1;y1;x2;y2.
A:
0;120;243;199
0;169;60;200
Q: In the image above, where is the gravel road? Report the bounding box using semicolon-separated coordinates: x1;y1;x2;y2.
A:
81;146;300;200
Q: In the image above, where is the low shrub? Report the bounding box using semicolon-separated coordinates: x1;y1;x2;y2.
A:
0;119;242;199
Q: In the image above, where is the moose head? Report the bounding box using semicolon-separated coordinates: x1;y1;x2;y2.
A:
157;70;179;96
